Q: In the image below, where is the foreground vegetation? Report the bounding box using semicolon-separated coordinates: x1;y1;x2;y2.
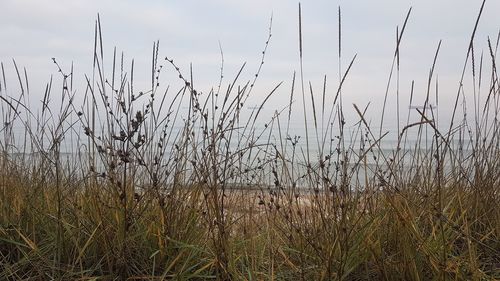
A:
1;4;499;280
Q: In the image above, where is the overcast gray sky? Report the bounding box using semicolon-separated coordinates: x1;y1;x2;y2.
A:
1;0;499;130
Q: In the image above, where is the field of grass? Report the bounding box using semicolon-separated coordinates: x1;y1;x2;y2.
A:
1;4;499;281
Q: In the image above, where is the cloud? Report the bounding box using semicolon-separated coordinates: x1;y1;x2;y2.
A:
1;0;499;124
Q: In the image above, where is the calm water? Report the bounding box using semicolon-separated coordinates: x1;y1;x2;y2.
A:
4;102;484;190
5;115;476;186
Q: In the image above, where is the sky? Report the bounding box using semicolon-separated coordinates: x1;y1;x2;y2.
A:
1;0;499;132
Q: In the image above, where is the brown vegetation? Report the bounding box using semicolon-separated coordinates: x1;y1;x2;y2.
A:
0;3;499;280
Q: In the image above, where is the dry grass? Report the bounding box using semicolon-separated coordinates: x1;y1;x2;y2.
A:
1;3;499;280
